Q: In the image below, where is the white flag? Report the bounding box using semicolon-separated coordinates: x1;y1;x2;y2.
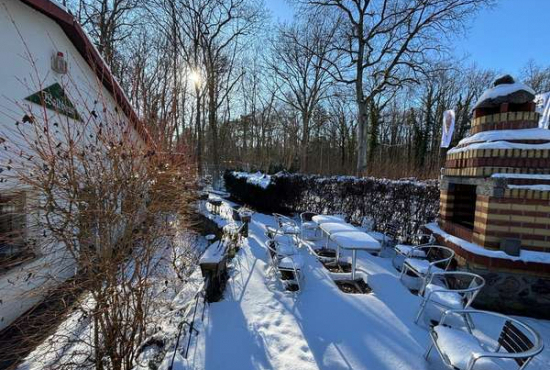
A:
536;92;550;129
441;110;455;148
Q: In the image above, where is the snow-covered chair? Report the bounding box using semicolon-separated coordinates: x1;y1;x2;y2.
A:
425;309;544;370
273;213;301;246
300;211;319;241
378;222;399;249
392;233;436;270
415;271;485;323
264;239;303;292
400;245;454;287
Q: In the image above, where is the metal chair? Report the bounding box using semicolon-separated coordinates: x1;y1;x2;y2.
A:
300;211;319;241
273;213;301;246
392;233;436;270
415;271;485;323
264;239;303;292
382;222;399;248
425;309;544;370
400;245;454;287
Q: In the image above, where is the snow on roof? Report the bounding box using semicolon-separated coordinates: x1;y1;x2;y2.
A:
474;81;535;109
508;184;550;191
425;223;550;264
492;173;550;180
448;128;550;154
459;128;550;146
447;140;550;154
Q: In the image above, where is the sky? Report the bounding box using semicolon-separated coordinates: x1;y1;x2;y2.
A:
265;0;550;75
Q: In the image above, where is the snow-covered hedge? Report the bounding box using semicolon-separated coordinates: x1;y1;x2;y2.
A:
224;171;440;238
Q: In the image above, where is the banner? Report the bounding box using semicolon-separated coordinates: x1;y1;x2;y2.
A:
536;92;550;129
441;109;455;148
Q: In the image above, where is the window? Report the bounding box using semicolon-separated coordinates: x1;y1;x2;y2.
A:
0;193;32;272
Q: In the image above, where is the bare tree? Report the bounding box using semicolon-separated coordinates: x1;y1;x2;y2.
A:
521;60;550;94
298;0;493;175
269;16;340;172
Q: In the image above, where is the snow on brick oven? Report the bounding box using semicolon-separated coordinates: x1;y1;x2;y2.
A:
427;75;550;317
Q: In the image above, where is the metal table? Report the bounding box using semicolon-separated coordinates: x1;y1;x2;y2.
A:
330;231;381;280
311;215;347;225
319;222;357;248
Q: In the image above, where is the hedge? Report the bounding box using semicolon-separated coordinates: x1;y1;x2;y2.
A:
224;171;440;239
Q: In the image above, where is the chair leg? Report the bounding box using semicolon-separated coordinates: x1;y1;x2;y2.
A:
415;299;427;324
424;341;434;360
400;263;408;281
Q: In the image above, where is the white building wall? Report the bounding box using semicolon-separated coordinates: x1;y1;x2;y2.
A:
0;0;146;330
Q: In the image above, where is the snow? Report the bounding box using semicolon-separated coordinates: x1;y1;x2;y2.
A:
432;326;487;370
16;197;550;370
425;223;550;264
447;140;550;154
232;171;273;189
508;184;550;191
474;81;535;109
455;128;550;146
447;127;550;154
492;173;550;180
199;241;226;264
170;210;550;370
330;231;381;251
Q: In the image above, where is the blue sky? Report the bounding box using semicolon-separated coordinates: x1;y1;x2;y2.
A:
265;0;550;75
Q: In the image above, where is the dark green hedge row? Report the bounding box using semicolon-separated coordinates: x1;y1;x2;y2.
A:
224;171;440;238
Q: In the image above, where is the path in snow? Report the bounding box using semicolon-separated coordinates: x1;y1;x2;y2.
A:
180;209;550;370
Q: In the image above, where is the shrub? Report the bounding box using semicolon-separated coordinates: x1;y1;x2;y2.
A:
224;170;439;239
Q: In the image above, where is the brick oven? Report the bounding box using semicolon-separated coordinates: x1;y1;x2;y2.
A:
427;75;550;317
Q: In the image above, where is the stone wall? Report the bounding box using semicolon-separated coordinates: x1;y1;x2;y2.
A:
469;268;550;319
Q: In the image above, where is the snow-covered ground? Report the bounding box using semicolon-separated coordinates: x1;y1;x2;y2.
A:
14;197;550;370
169;204;550;370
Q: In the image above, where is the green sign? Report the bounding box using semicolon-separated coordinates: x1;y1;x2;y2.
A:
25;83;82;121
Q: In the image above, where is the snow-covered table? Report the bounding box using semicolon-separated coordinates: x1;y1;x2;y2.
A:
319;222;358;248
311;215;347;225
330;231;381;280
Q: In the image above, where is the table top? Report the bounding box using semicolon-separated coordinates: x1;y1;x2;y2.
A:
319;222;357;235
330;231;381;251
312;215;347;225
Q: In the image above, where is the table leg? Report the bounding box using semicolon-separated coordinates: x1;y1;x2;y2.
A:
351;250;357;280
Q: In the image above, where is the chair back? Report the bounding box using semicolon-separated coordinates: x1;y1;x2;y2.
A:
413;233;435;246
273;213;296;227
231;207;241;222
499;320;536;366
265;228;276;240
426;271;485;308
385;223;399;240
361;216;375;232
425;245;454;270
264;239;278;259
300;212;316;223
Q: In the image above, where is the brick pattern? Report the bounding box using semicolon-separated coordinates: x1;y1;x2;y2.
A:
443;166;550;177
439;189;454;222
470;111;539;131
476;196;550;253
441;193;550;254
428;223;550;275
439;106;550;269
470;120;538;134
446;157;550;169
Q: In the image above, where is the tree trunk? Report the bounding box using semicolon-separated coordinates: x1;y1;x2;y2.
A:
300;112;309;172
208;74;220;187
